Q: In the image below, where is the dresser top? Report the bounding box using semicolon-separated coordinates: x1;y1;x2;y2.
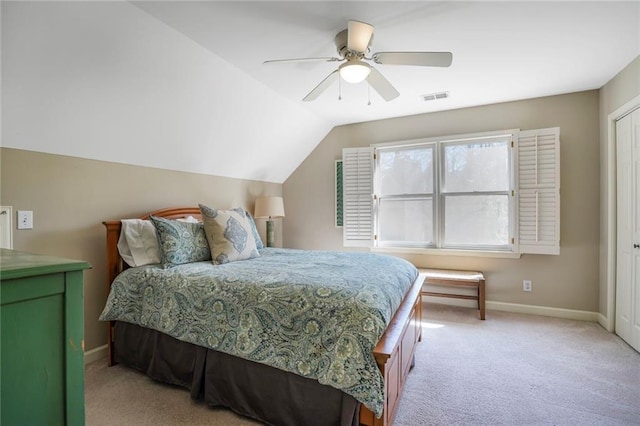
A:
0;249;91;280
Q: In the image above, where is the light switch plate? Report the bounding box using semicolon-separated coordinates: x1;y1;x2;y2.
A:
17;210;33;230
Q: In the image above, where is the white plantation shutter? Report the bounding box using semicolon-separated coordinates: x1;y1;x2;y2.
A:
517;128;560;255
342;147;374;247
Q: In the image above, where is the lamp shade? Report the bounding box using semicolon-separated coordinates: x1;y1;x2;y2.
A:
339;61;371;84
254;196;285;219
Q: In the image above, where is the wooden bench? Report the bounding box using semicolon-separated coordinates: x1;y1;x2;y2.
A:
418;269;486;320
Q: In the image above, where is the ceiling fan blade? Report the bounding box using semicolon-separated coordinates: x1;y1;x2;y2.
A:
263;57;342;65
347;20;374;53
303;70;339;102
372;52;453;67
366;67;399;101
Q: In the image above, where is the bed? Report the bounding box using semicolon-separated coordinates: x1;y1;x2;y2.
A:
100;206;424;426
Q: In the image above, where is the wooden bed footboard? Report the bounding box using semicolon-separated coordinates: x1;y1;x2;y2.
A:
359;272;424;426
103;207;425;425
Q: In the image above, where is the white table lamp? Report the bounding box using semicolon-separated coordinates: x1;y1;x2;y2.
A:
254;196;285;247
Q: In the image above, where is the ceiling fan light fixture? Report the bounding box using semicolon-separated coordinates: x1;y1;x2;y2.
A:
339;61;371;83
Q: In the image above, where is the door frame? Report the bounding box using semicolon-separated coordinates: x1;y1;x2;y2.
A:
605;93;640;332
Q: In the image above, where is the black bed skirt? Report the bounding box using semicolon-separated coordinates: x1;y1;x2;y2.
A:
114;321;360;426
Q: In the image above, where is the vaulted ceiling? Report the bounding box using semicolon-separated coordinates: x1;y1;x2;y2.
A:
133;1;640;125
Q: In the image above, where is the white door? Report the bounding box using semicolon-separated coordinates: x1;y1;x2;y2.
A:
616;107;640;352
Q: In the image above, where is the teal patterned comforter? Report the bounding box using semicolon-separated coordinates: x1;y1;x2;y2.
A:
100;248;418;416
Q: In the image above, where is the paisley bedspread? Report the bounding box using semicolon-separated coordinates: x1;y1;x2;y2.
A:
100;248;418;416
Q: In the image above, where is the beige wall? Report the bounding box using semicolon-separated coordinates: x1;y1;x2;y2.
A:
0;148;281;353
284;91;601;312
598;55;640;319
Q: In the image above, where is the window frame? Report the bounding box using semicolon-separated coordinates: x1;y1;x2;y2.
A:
373;130;518;253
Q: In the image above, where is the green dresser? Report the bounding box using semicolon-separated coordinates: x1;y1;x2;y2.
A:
0;249;90;426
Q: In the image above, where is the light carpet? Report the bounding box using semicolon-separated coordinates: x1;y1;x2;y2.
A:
85;303;640;425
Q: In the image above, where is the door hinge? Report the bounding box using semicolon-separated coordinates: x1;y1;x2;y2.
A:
511;140;514;148
511;238;515;244
374;234;378;241
511;190;515;196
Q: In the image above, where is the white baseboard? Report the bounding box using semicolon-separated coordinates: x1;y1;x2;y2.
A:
422;296;600;322
598;312;613;332
486;301;600;322
84;344;107;364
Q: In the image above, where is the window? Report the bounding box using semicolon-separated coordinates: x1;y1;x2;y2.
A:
440;139;512;250
375;132;514;251
376;145;435;247
343;128;560;255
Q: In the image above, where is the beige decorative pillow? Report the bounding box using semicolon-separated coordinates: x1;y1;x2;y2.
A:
199;204;260;264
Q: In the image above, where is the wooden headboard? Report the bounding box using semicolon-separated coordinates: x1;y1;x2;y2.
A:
102;206;201;365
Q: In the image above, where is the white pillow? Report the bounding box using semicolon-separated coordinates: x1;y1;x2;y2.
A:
176;215;200;223
117;219;161;267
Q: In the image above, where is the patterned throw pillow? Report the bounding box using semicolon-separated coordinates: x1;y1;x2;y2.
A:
235;208;264;250
199;204;260;264
149;215;211;267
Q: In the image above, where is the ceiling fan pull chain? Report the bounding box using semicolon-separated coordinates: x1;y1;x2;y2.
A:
367;83;371;106
338;76;342;100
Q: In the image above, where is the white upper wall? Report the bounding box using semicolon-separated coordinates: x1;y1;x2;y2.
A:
1;1;331;184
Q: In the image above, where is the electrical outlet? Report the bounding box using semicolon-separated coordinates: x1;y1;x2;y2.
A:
17;210;33;230
523;280;532;292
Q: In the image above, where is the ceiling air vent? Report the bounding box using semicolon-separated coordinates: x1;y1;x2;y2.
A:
421;91;449;101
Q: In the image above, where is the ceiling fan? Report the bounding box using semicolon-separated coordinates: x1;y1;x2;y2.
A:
263;20;453;102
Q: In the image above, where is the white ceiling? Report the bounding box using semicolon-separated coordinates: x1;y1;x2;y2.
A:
134;1;640;126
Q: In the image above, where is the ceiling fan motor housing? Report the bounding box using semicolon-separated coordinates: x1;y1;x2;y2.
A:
334;29;372;58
